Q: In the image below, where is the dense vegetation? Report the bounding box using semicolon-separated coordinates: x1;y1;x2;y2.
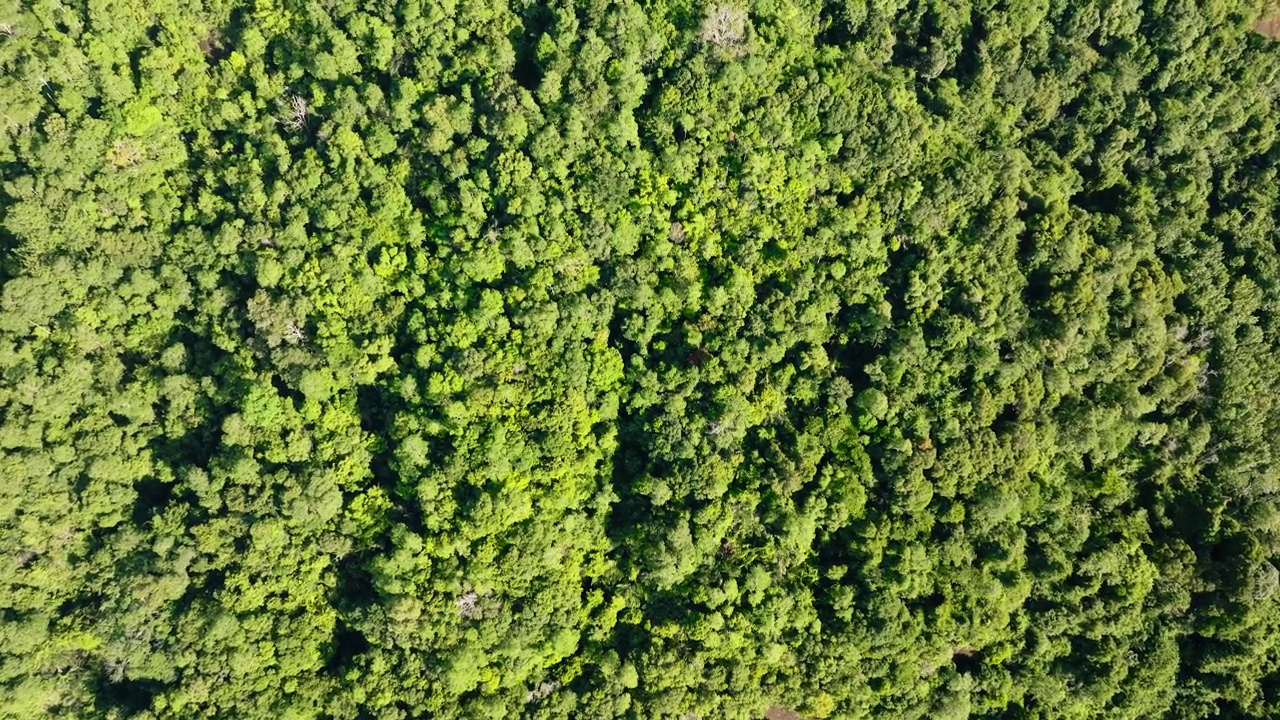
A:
4;0;1280;717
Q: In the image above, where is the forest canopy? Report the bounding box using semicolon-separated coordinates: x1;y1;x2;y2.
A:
4;0;1280;718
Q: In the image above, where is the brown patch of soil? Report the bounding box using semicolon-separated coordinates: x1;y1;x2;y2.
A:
1255;11;1280;39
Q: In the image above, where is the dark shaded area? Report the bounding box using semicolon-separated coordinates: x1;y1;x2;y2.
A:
131;477;174;524
95;676;165;716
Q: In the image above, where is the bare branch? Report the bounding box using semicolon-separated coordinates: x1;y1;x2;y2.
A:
456;591;479;619
281;94;310;132
700;5;747;50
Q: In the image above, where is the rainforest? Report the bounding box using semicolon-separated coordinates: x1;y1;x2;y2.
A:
3;0;1280;718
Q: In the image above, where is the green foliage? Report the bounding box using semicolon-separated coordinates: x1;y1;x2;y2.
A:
3;0;1280;718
